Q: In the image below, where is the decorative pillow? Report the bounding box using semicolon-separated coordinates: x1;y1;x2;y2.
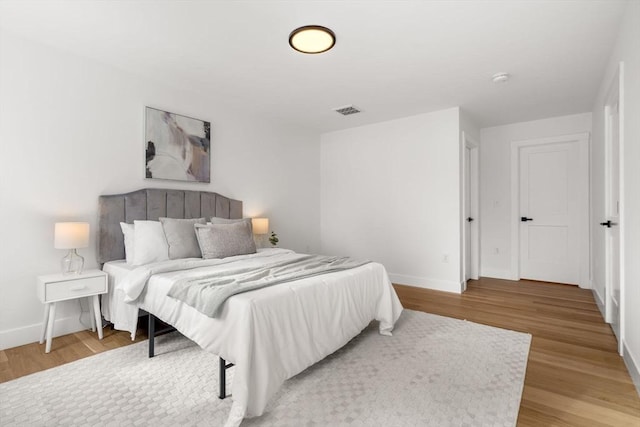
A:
159;217;206;259
210;217;252;229
132;220;169;265
194;221;257;259
119;222;136;264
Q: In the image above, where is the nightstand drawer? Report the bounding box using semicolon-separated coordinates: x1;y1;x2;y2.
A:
45;276;107;302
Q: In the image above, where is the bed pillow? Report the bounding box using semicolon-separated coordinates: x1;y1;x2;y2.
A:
159;217;206;259
210;217;252;228
119;222;136;264
132;220;170;265
195;221;257;259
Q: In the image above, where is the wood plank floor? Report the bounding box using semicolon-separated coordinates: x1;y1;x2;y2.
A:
1;277;639;426
396;278;640;426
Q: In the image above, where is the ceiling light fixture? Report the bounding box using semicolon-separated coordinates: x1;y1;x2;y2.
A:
491;72;511;83
289;25;336;54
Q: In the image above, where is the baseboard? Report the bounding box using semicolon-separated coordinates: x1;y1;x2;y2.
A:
479;268;513;281
623;341;640;397
592;287;606;322
0;315;86;351
389;273;462;294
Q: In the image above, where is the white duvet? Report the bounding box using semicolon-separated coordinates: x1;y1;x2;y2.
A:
102;248;403;426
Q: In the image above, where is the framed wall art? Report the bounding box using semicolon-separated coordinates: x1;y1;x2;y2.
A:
145;107;211;183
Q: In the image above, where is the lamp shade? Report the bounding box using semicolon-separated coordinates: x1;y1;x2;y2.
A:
251;218;269;235
54;222;90;249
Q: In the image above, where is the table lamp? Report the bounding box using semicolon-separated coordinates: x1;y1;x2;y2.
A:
251;218;269;235
55;222;90;275
251;218;269;248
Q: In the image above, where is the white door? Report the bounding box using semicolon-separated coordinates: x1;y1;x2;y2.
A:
604;98;621;341
519;142;580;284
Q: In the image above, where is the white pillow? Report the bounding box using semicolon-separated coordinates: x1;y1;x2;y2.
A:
119;222;136;264
132;220;169;265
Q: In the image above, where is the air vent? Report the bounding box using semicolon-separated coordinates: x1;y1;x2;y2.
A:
333;105;361;116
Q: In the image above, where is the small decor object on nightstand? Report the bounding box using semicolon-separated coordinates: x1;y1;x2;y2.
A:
269;231;279;247
54;222;89;275
37;269;107;353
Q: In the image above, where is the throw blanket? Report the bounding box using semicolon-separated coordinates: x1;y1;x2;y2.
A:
168;254;371;318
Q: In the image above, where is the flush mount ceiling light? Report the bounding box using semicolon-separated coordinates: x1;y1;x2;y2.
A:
491;72;511;83
289;25;336;54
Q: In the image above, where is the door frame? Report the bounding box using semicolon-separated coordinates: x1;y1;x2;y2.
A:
509;132;590;288
461;131;480;288
603;62;625;355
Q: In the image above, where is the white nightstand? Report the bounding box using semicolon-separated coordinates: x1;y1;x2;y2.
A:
37;269;108;353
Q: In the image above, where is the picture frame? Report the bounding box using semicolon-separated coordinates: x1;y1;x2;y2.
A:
145;107;211;183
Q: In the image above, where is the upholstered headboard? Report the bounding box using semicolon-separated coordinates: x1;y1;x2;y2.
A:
98;188;243;264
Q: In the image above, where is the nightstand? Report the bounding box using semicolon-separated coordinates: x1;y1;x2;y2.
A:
37;269;108;353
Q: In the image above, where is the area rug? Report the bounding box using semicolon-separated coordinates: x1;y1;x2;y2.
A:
0;310;531;426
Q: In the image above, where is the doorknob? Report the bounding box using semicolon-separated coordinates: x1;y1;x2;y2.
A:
600;220;616;228
521;217;533;222
467;217;474;222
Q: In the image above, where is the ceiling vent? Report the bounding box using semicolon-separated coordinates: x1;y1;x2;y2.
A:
333;105;361;116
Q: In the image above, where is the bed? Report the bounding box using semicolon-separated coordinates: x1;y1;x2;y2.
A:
98;188;403;427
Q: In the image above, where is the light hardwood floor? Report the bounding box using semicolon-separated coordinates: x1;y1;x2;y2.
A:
1;278;639;426
396;278;640;426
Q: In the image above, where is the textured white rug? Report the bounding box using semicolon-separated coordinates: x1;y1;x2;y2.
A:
0;310;530;426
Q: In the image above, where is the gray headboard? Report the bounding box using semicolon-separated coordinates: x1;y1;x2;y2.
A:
98;188;243;264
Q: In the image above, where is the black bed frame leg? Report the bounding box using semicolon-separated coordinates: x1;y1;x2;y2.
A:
148;313;229;398
148;314;155;358
219;357;226;399
218;357;234;399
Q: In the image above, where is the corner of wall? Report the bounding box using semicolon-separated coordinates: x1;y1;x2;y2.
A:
459;108;481;142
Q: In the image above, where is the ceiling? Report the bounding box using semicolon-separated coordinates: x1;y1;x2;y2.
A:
0;0;627;132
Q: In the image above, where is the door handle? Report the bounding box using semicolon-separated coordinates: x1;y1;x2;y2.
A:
467;217;474;222
521;217;533;222
600;220;616;228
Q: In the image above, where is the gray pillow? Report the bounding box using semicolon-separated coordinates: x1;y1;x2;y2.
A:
210;217;252;230
159;217;206;259
195;221;257;259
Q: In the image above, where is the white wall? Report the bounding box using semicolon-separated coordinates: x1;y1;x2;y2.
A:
460;110;481;143
0;31;321;350
591;0;640;392
320;108;462;292
479;113;592;279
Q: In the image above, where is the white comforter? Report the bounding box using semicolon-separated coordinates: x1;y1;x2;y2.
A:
103;248;403;427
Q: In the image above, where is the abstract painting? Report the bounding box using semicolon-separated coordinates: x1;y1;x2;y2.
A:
145;107;211;182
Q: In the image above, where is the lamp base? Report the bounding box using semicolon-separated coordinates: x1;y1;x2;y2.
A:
61;249;84;275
